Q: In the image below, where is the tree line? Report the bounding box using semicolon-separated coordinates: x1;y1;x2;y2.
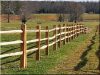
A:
1;1;100;23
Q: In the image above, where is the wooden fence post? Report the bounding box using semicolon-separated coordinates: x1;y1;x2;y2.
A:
83;26;85;34
74;24;76;38
53;25;57;50
73;25;75;39
72;24;74;40
70;25;72;40
66;25;69;42
58;25;61;48
72;25;74;40
20;23;27;68
63;24;66;45
36;25;41;61
75;24;76;37
76;24;79;37
79;24;81;35
74;25;76;38
69;25;71;41
80;24;82;34
84;27;87;34
45;26;49;55
78;24;80;35
75;24;78;37
82;24;84;34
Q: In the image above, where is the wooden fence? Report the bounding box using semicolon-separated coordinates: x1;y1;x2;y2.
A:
0;23;87;68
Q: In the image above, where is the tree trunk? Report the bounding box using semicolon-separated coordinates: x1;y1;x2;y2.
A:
7;13;10;23
7;1;10;23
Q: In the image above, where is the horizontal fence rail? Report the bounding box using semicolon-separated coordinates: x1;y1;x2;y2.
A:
0;30;23;34
0;29;84;46
0;40;23;46
0;23;88;68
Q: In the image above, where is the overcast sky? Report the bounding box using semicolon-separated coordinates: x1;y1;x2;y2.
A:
1;0;99;2
61;0;98;1
30;0;99;1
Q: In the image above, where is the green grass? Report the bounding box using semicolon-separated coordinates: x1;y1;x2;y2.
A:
82;13;99;21
1;13;99;25
1;31;92;74
0;14;99;74
81;29;99;72
49;22;99;74
32;13;99;21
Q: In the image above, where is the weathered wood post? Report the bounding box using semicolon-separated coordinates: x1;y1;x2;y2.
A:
20;23;27;68
78;24;80;35
58;25;61;48
66;25;69;42
72;25;74;40
84;27;87;34
36;25;41;60
63;24;66;45
45;26;49;55
74;24;76;38
71;25;73;40
72;24;74;40
82;24;84;34
73;25;75;39
77;24;79;37
75;24;76;38
70;25;72;41
75;24;77;38
79;24;81;35
69;25;71;41
80;24;82;34
83;25;85;34
53;25;57;50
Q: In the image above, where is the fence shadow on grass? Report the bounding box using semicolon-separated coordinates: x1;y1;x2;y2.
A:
1;43;35;65
95;25;100;71
1;46;20;54
96;45;100;71
1;41;47;65
1;51;36;66
74;33;96;71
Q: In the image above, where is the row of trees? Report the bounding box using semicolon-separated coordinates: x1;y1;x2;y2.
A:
1;1;100;23
2;1;99;14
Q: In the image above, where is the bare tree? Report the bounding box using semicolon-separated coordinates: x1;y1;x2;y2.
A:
1;1;11;23
1;1;22;23
19;1;32;24
56;2;66;22
68;2;85;22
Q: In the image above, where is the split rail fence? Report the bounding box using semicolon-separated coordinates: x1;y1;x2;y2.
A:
0;23;87;68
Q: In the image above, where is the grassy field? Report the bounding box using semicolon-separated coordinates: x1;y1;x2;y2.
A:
82;13;99;21
0;14;99;74
1;13;99;23
48;21;99;74
32;13;99;21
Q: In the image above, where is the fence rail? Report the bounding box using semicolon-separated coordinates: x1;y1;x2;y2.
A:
0;23;87;68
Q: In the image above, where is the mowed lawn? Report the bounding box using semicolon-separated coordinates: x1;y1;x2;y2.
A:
0;14;99;74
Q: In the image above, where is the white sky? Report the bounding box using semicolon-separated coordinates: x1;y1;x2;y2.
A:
1;0;99;2
31;0;99;2
61;0;99;2
0;0;99;2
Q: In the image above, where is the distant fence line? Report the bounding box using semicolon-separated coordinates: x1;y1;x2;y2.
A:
0;23;87;68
